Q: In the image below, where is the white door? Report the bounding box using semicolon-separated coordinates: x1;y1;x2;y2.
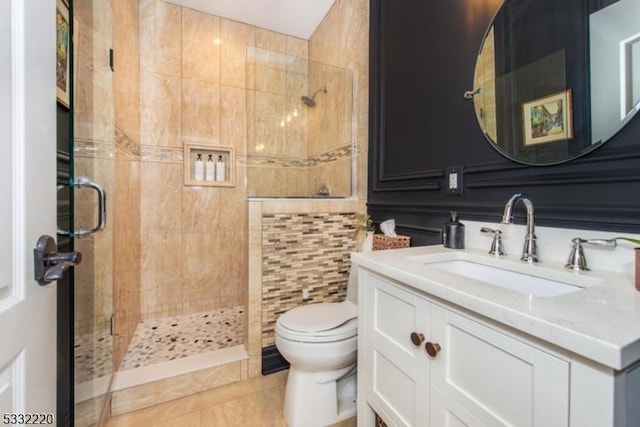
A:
0;0;58;421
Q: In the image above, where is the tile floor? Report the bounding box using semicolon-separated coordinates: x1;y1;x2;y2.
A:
74;329;113;384
119;306;245;370
104;370;357;427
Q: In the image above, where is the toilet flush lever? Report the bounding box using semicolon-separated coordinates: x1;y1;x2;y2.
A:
34;235;82;286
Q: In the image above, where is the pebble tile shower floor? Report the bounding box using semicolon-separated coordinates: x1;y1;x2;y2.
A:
118;305;245;371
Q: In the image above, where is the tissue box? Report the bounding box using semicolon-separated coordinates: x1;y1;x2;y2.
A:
372;234;410;250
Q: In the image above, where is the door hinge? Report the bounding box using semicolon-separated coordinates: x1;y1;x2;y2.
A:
109;49;114;71
110;314;115;336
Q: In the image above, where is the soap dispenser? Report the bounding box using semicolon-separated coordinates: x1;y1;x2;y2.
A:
443;212;465;249
215;155;226;182
205;154;215;181
194;153;204;181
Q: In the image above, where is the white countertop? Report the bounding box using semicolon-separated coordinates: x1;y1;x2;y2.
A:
351;244;640;371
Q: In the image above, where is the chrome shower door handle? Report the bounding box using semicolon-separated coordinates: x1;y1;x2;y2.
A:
34;235;82;286
58;177;107;238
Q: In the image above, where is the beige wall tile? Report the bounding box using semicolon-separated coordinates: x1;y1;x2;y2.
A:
75;0;113;63
181;78;221;142
113;0;140;69
114;65;140;143
140;162;182;234
181;186;222;233
309;0;369;204
140;236;184;317
75;59;114;143
182;231;224;303
181;8;221;83
286;36;308;58
140;71;182;147
220;19;255;88
255;27;287;52
254;91;286;154
221;40;249;89
220;86;247;153
140;0;182;75
220;18;254;44
255;61;287;94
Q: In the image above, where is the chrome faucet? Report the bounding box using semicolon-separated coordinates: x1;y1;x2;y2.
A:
565;238;617;271
501;193;539;263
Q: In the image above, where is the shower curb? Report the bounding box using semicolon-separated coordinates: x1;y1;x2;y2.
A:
109;345;249;417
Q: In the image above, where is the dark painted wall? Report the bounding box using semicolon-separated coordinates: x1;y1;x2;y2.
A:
368;0;640;247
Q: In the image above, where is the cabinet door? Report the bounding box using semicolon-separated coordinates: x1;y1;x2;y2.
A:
429;307;569;427
364;274;431;427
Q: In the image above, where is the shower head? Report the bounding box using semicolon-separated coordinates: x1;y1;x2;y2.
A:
301;86;328;107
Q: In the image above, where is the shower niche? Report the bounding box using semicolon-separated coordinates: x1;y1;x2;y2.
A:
246;47;354;198
183;143;236;187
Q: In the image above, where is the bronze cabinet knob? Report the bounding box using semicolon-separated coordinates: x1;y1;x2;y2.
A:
425;341;441;357
410;332;425;346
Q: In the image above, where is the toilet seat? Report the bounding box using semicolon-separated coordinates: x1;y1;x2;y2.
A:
276;301;357;343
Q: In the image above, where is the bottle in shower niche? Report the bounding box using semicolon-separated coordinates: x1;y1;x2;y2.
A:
215;155;226;182
194;153;204;181
205;154;215;181
442;212;465;249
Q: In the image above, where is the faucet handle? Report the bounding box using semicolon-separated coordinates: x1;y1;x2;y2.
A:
565;237;617;271
480;227;505;256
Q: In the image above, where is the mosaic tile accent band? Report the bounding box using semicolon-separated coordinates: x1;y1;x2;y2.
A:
115;126;141;159
261;212;358;347
247;144;352;168
74;138;115;159
83;126;349;167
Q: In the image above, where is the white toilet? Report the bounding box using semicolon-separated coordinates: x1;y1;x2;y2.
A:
275;270;358;427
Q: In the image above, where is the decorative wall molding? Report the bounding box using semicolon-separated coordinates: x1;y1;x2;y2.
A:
367;0;640;236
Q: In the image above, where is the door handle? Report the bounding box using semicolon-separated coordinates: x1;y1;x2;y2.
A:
57;177;107;238
34;235;82;286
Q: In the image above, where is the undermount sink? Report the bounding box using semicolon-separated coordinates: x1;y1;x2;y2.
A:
407;252;601;297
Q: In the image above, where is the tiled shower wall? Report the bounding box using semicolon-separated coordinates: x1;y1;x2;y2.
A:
310;0;369;204
136;0;369;320
136;1;312;320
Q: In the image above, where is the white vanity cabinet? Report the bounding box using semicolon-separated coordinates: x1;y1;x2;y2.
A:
360;274;431;426
357;268;640;427
428;306;569;427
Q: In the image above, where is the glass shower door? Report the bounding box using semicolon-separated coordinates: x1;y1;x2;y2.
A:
72;0;115;425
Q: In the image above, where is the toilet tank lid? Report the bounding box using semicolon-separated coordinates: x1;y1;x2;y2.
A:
278;301;357;333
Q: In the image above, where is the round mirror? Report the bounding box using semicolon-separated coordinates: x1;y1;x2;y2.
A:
471;0;640;166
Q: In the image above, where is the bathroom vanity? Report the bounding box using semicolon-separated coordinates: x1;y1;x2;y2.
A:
352;245;640;427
